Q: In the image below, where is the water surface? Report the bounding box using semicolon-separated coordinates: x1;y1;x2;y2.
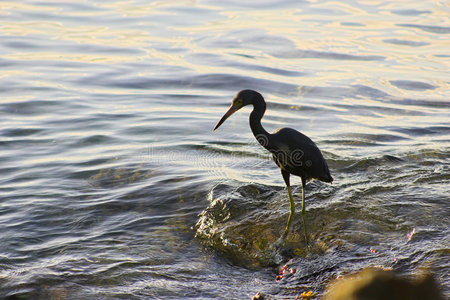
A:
0;0;449;299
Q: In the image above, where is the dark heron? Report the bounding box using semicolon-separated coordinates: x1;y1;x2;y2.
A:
213;90;333;244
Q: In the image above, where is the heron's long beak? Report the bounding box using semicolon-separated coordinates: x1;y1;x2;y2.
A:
213;105;238;131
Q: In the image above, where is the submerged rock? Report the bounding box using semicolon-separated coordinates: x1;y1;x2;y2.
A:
195;183;311;268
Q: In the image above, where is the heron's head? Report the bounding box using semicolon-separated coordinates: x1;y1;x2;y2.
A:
213;89;259;131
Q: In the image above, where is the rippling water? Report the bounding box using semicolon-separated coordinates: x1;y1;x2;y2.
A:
1;0;449;299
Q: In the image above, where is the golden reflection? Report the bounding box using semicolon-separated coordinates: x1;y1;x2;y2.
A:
97;1;180;17
2;21;151;48
0;2;59;15
5;52;136;64
0;95;34;104
0;70;39;78
314;1;368;15
1;0;447;101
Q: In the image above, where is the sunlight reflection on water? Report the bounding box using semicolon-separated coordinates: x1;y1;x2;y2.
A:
0;0;449;299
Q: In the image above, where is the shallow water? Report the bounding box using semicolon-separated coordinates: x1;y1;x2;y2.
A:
0;0;449;299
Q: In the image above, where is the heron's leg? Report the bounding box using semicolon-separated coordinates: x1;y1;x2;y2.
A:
281;170;294;238
285;185;295;236
301;176;308;244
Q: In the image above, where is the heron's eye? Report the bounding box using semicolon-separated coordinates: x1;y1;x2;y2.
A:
234;98;243;107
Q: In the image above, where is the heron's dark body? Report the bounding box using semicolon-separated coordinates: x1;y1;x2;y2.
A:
268;128;333;183
247;90;333;185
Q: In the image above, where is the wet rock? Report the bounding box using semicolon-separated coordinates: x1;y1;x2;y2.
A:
194;183;289;268
323;268;444;300
195;182;336;268
194;183;319;267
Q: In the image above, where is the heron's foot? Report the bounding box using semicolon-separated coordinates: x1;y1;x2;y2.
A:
302;225;308;245
271;231;288;250
283;227;290;239
262;232;287;266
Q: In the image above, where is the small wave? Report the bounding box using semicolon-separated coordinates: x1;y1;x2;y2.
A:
0;128;42;137
274;49;385;61
1;99;63;115
391;9;431;16
187;52;305;77
390;80;436;91
389;126;450;137
340;154;404;172
398;24;450;34
383;39;429;47
76;72;299;95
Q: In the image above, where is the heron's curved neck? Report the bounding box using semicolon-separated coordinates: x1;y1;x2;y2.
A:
249;96;271;149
